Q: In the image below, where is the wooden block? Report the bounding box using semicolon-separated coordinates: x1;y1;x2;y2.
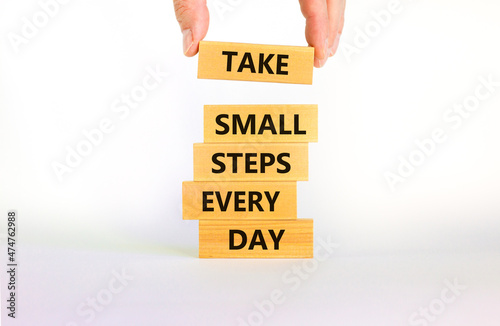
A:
199;219;313;258
197;41;314;84
193;143;308;181
182;181;297;220
204;104;318;143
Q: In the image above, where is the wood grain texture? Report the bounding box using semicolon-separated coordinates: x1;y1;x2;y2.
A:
182;181;297;220
197;41;314;84
204;104;318;143
193;143;308;181
199;219;313;258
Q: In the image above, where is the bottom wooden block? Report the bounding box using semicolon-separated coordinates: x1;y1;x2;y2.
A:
199;219;313;258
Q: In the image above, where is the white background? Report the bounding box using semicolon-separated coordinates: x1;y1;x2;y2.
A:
1;0;499;325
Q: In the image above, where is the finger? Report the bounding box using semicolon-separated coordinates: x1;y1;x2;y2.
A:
327;0;345;57
298;0;330;68
173;0;209;57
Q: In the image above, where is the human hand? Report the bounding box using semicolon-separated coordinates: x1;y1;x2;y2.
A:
173;0;345;68
298;0;346;67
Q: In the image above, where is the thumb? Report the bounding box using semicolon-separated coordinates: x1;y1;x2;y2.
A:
298;0;330;68
173;0;210;57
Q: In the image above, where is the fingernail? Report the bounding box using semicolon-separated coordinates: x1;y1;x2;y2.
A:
314;57;321;68
329;33;341;57
182;29;193;55
314;39;329;67
319;56;328;68
318;38;329;67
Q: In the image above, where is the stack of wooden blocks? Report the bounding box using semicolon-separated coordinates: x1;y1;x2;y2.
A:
182;41;318;258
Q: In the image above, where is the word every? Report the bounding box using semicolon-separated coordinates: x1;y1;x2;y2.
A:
203;191;280;212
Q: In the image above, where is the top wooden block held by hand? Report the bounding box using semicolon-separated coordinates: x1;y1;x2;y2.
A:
197;41;314;85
